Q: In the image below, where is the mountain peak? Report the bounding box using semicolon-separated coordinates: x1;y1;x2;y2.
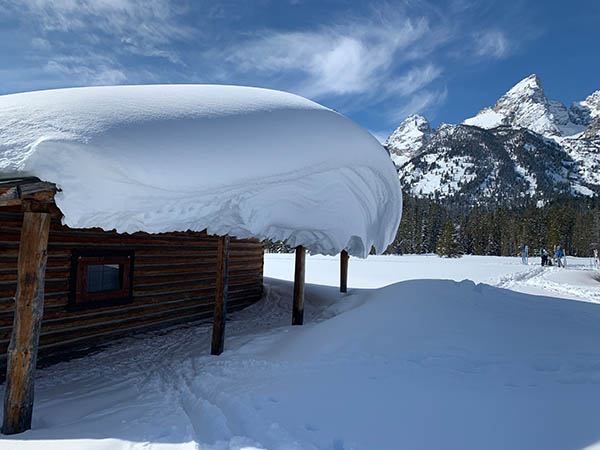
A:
384;114;433;166
504;73;543;94
569;90;600;126
463;74;567;136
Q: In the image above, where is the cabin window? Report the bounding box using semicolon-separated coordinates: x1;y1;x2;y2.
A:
70;250;134;309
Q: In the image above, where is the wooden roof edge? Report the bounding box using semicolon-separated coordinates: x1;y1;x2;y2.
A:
0;177;59;213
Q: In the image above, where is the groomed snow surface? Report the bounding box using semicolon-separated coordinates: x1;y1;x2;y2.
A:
2;254;600;450
0;85;401;257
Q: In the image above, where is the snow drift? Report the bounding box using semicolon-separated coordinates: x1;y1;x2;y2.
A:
3;255;600;449
0;85;401;257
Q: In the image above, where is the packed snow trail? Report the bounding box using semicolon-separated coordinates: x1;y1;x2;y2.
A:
1;256;600;450
493;260;600;303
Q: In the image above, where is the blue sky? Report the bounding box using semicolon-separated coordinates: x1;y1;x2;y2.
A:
0;0;598;140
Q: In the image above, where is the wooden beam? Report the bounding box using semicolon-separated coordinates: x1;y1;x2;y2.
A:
0;179;57;210
2;210;51;435
292;245;305;325
211;235;230;356
340;250;349;293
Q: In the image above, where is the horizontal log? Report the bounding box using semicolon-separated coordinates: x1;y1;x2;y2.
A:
133;262;213;276
134;255;217;266
0;278;68;298
0;268;69;282
228;260;263;271
134;270;219;285
134;277;218;295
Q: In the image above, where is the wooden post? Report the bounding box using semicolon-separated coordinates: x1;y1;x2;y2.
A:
340;250;349;293
292;245;305;325
211;235;230;356
3;210;51;435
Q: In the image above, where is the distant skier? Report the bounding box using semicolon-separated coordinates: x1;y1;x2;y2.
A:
521;244;528;265
540;248;548;266
595;249;599;270
555;246;564;268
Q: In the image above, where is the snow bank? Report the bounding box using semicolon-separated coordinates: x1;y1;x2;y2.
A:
0;85;401;257
3;260;600;449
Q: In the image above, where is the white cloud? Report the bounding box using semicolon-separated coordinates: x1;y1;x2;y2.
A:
473;30;511;59
225;14;434;100
385;64;442;97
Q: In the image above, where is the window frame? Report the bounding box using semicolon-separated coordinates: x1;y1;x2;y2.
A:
69;249;134;310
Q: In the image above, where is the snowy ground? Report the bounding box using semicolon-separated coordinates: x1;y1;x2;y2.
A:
1;254;600;450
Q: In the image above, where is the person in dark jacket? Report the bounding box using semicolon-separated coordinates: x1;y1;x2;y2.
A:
541;248;548;266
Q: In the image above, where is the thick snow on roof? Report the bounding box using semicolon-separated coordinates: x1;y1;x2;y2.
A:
0;85;401;257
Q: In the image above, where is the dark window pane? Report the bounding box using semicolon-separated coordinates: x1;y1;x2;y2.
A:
87;264;122;293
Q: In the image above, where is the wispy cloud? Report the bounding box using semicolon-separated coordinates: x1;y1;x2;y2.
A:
225;14;432;98
218;10;452;120
7;0;195;64
473;29;511;59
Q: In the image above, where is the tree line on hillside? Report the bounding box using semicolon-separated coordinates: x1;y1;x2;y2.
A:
389;195;600;258
265;195;600;258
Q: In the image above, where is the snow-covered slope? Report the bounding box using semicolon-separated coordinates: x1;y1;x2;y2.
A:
2;255;599;450
399;123;595;204
392;74;600;204
383;114;433;166
0;85;402;257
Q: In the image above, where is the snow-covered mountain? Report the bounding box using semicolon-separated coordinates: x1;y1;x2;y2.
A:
463;74;587;137
569;90;600;126
384;114;433;166
386;74;600;205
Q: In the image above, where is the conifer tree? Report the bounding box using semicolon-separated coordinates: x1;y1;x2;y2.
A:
436;221;462;258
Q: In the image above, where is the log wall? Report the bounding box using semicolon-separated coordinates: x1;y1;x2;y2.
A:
0;209;264;363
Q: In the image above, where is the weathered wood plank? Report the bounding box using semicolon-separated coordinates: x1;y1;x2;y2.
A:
211;236;230;356
292;245;305;326
2;211;50;434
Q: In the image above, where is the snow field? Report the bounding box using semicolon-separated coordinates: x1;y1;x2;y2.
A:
0;255;599;450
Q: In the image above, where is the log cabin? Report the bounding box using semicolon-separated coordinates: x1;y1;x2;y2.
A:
0;177;265;363
0;84;402;434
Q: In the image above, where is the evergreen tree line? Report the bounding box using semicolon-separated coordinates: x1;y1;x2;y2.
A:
264;195;600;258
389;195;600;257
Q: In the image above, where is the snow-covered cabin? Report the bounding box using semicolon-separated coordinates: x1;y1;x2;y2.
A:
0;85;401;433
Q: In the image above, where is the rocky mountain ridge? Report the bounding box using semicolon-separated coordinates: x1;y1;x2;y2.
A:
385;74;600;206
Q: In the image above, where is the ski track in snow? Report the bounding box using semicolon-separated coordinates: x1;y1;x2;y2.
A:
493;262;600;303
